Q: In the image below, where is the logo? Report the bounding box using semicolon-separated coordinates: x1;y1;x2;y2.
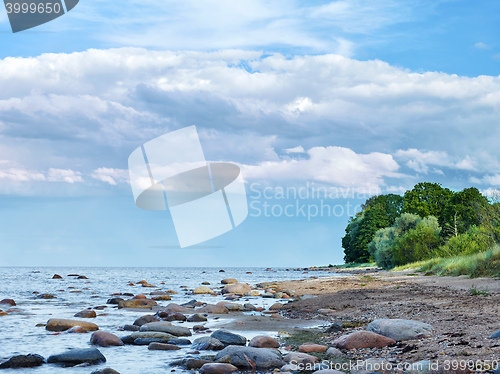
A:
4;0;79;33
128;126;248;248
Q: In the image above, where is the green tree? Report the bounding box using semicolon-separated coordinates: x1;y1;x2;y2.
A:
342;194;404;263
403;182;454;218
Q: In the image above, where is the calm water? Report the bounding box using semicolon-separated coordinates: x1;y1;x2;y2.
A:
0;267;334;373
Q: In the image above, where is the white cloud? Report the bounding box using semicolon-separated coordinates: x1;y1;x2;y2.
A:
285;146;305;154
242;145;403;191
395;149;476;174
0;161;46;182
47;168;83;183
474;42;489;50
91;167;129;185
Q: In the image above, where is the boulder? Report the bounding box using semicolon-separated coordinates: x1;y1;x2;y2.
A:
107;298;124;305
0;354;44;369
299;343;328;353
91;369;120;374
140;322;191;336
162;312;187;321
91;331;124;347
491;329;500;339
67;326;88;334
148;342;181;350
197;304;229;314
221;279;238;284
37;293;56;299
269;303;283;310
333;331;395;350
153;295;172;301
46;318;99;332
47;348;106;366
0;299;16;306
133;315;160;326
194;286;214;294
200;363;238;374
249;335;280;348
192;336;225;351
366;319;434;341
124;331;176;344
168;338;192;345
134;338;165;345
225;303;244;312
188;313;208;322
222;283;251;295
184;359;213;370
52;274;63;279
243;303;257;311
283;352;318;365
74;309;97;318
325;347;343;357
158;303;191;313
123;325;140;331
211;330;247;346
214;346;284;369
118;299;157;309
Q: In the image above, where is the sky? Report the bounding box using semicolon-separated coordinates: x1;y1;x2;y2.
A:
0;0;499;267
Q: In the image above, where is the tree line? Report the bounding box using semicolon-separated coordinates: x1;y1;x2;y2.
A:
342;182;500;268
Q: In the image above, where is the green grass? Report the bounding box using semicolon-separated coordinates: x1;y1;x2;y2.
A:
469;285;490;296
400;245;500;278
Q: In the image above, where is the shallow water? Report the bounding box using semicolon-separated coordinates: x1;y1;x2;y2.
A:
0;267;334;373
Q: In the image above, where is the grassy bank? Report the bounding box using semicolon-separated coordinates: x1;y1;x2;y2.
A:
394;245;500;278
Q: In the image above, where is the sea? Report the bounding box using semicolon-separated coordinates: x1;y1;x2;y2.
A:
0;267;336;373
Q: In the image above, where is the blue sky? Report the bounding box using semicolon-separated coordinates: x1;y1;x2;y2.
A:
0;0;499;267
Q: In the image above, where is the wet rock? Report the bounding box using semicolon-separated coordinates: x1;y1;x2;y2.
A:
200;363;238;374
269;303;283;310
333;331;396;350
325;347;342;357
133;314;160;326
181;299;198;308
0;299;16;307
118;299;157;309
202;281;211;285
52;274;63;279
133;294;147;299
134;338;166;345
214;346;284;369
243;303;257;311
140;322;191;336
163;312;188;321
197;304;229;314
225;303;244;312
107;297;124;305
283;352;318;365
46;318;99;332
0;354;45;368
222;283;251;295
148;342;181;350
123;325;140;331
194;286;214;294
249;335;280;348
77;275;88;279
153;295;172;301
184;359;213;370
47;348;106;367
491;329;500;339
74;309;97;318
125;331;176;344
67;326;88;334
188;313;208;322
168;338;192;345
158;303;191;313
367;319;434;341
37;293;56;299
299;343;328;353
211;330;247;346
323;321;343;333
192;336;225;351
194;325;209;332
91;331;124;347
221;279;238;284
91;369;120;374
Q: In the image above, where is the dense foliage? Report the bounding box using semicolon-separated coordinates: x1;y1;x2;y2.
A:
342;183;500;268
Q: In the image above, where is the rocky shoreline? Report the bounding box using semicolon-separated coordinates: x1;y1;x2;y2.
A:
1;269;500;373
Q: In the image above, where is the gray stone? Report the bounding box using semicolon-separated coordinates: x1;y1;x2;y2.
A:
134;338;166;345
91;369;120;374
200;363;238;374
133;314;159;326
124;331;176;344
47;348;106;367
491;329;500;339
214;346;284;369
325;347;343;357
140;322;191;336
211;330;247;346
367;319;434;341
0;354;45;369
188;313;208;322
168;338;192;345
192;336;225;351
